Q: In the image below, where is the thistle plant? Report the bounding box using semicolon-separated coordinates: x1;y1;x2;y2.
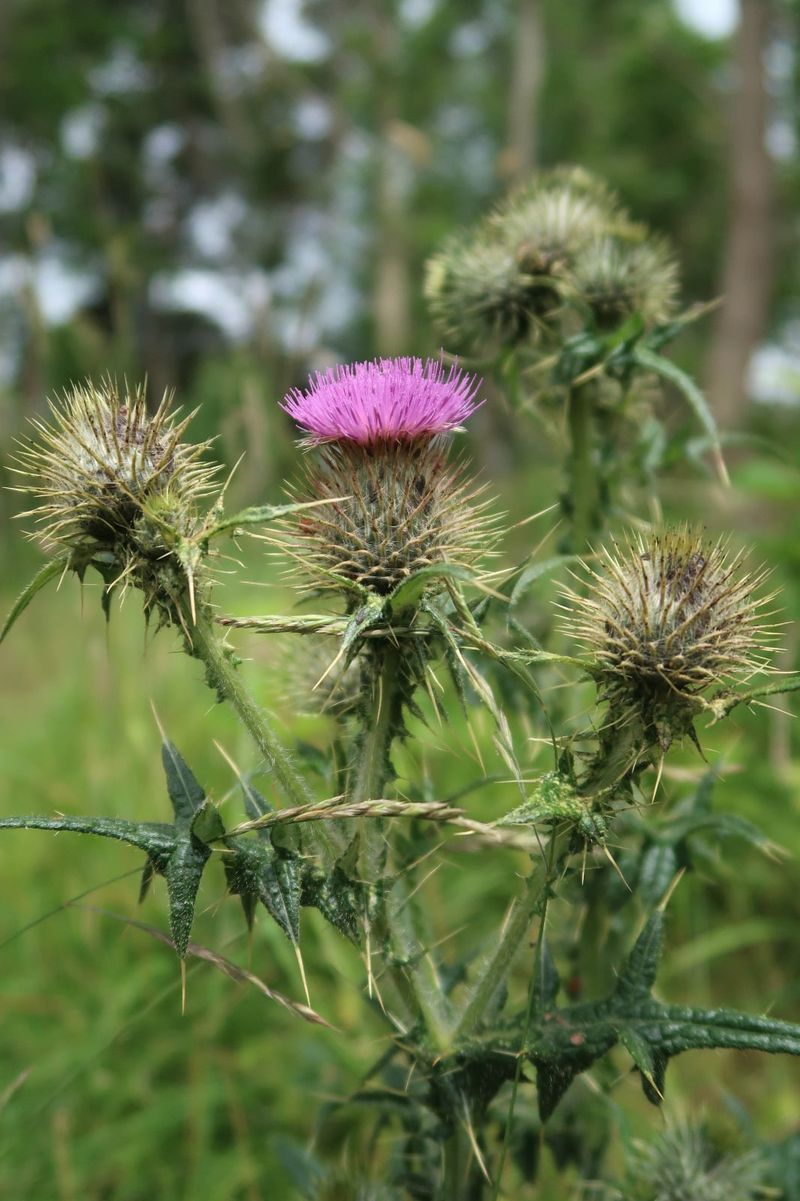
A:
3;181;800;1201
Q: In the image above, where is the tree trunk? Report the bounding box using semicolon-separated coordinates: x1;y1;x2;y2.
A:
503;0;544;181
705;0;774;430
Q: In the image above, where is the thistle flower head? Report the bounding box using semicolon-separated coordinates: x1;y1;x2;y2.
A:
568;236;679;330
279;358;496;601
566;527;774;748
16;379;217;557
281;357;481;446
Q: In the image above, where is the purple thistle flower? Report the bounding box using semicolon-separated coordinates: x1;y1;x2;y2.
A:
281;357;482;446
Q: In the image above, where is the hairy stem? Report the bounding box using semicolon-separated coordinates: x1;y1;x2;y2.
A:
454;828;569;1041
353;643;452;1047
188;604;320;812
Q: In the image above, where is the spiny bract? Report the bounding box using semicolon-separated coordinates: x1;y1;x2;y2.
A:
565;528;774;748
282;440;496;600
567;236;679;330
15;379;217;557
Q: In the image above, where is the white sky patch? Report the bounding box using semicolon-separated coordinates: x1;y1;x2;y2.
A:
89;42;152;94
61;104;106;160
150;268;272;340
673;0;737;40
0;250;103;324
0;146;36;213
186;193;248;260
259;0;330;62
749;329;800;406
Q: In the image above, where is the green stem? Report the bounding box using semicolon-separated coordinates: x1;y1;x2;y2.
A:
454;828;569;1041
566;381;599;553
189;605;314;810
353;643;452;1048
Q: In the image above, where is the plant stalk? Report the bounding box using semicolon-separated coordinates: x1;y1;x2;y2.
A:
566;380;599;552
353;642;452;1048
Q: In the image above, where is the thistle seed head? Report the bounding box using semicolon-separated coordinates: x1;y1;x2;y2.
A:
568;236;679;330
282;439;496;600
15;379;217;558
565;528;775;747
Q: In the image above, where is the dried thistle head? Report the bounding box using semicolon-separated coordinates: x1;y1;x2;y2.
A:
16;379;217;558
565;527;775;749
279;358;498;602
567;236;679;331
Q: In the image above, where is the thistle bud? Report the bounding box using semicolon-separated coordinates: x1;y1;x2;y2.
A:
424;167;635;355
565;528;774;750
279;357;496;602
15;379;219;623
567;236;678;331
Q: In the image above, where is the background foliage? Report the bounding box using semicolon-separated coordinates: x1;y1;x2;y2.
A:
1;1;800;1197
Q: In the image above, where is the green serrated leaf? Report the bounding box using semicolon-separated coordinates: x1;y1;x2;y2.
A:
614;912;664;1005
303;865;362;943
619;1027;662;1102
1;556;69;644
536;1062;582;1123
224;840;302;943
191;801;226;845
164;837;210;959
638;844;678;909
0;814;175;857
161;741;206;825
634;346;727;482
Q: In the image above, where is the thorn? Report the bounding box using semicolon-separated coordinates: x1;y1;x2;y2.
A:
149;700;167;742
603;845;631;892
180;958;187;1015
658;867;686;912
187;569;197;625
294;943;311;1008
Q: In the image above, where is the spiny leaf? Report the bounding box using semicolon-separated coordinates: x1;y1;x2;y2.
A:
614;912;664;1004
164;837;209;958
224;840;301;943
536;1062;583;1123
619;1027;662;1102
161;740;206;826
0;556;70;644
0;814;175;857
638;844;678;909
633;346;728;484
191;801;226;845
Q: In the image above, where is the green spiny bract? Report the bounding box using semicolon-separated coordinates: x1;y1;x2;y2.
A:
625;1119;764;1201
567;236;679;331
14;379;220;627
565;528;774;751
280;438;496;602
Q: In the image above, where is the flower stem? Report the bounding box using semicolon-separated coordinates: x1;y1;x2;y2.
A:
454;828;569;1041
352;642;452;1048
189;604;318;810
566;380;599;552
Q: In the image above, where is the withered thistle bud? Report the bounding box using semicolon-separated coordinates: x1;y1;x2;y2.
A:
14;379;219;623
567;236;678;331
279;358;497;602
565;528;774;750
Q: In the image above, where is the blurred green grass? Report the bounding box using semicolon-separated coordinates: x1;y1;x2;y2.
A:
1;431;800;1199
